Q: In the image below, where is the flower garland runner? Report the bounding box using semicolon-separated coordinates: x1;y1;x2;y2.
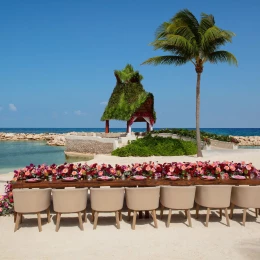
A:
0;161;259;216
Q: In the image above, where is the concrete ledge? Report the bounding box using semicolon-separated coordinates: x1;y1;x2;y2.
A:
209;139;238;149
65;136;119;154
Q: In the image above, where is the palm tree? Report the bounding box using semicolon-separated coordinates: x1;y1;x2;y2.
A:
142;9;237;157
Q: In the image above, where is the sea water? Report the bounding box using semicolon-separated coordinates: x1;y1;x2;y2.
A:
1;128;260;174
0;141;91;174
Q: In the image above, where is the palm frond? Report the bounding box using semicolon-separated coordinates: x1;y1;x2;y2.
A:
142;55;189;66
199;13;215;35
171;9;200;42
155;22;171;39
207;51;238;65
151;35;195;54
201;27;236;55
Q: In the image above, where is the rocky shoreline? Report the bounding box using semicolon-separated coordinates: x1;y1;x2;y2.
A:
1;132;260;147
231;136;260;146
0;132;126;146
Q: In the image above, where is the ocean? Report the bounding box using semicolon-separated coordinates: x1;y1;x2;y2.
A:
0;128;260;174
1;127;260;136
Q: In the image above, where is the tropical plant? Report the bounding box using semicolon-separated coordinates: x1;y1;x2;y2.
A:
142;9;237;157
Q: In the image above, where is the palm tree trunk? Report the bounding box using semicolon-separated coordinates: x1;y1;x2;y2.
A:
196;73;203;157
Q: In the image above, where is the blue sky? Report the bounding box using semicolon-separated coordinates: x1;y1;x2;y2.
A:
0;0;260;128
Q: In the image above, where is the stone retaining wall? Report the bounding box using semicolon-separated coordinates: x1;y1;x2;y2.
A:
65;136;119;155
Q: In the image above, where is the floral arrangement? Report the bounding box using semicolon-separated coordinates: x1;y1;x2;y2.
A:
0;183;14;216
0;160;259;216
10;161;259;181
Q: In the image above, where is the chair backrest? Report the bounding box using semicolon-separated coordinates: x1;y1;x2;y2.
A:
90;188;124;211
13;188;51;213
52;188;88;213
160;186;196;209
231;186;260;208
125;187;160;211
195;185;232;208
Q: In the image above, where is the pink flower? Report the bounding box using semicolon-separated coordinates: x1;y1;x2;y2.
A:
52;169;57;174
0;207;2;212
136;167;142;172
246;165;252;171
145;166;151;171
181;165;186;171
167;172;172;176
216;167;221;173
98;171;103;176
62;168;68;174
25;171;30;176
224;166;230;171
80;169;86;175
72;171;77;176
169;167;175;173
230;165;236;171
110;168;116;174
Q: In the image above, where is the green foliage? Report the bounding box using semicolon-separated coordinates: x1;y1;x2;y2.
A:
112;135;197;157
142;9;237;68
101;64;156;121
151;128;239;143
114;64;143;83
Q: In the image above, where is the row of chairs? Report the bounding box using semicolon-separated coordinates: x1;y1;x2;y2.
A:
13;185;260;232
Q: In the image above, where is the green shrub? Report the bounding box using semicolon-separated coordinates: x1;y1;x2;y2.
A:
112;135;197;157
151;128;239;144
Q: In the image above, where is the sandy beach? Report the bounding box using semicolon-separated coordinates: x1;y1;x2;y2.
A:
0;150;260;260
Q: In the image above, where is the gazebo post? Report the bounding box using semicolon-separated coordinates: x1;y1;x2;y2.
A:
146;122;150;132
126;121;130;134
105;120;109;133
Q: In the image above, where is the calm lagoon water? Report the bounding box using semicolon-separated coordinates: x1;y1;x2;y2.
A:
1;128;260;174
0;141;91;174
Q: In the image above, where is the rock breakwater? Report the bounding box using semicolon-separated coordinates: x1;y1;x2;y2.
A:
0;132;126;146
231;136;260;146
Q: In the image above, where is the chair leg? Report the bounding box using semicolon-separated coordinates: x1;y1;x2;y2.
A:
14;212;17;223
132;211;137;230
166;209;172;228
128;209;131;221
152;209;158;229
115;211;120;229
187;209;192;228
56;213;61;232
205;208;210;227
224;208;230;227
184;209;187;219
255;208;258;218
243;209;247;226
93;211;99;230
119;210;122;221
91;209;95;222
82;209;87;223
78;212;84;231
14;213;21;232
160;204;164;220
20;214;23;224
195;203;200;219
230;203;235;219
37;213;42;232
47;207;51;223
219;209;222;219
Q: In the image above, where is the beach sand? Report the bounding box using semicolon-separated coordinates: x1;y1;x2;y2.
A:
1;150;260;260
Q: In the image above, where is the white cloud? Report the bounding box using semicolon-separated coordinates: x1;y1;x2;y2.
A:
64;111;69;115
9;104;17;111
74;110;86;116
100;101;108;105
0;106;3;111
